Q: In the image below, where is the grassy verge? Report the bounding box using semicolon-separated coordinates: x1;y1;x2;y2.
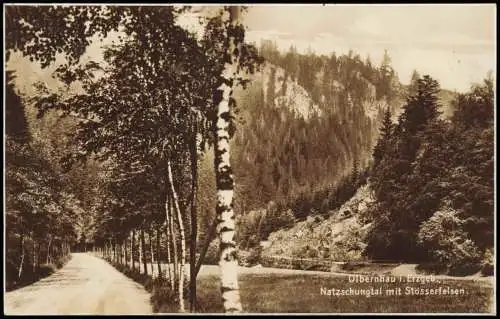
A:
105;260;493;313
6;254;72;292
104;260;185;313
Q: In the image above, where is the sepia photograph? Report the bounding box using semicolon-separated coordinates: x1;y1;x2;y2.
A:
3;3;496;315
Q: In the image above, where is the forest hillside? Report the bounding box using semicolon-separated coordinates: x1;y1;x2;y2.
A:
237;68;494;277
197;42;459;249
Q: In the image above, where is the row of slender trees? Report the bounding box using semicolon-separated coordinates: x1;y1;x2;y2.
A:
5;70;77;290
6;5;262;313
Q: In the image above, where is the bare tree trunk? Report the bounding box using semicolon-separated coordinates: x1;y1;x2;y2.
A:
140;229;148;276
120;243;124;265
156;227;162;278
32;237;37;274
139;230;143;274
124;239;128;267
46;236;53;264
111;239;116;263
37;241;41;269
212;6;244;313
169;193;178;289
115;239;119;264
195;216;218;277
18;234;25;279
167;160;186;312
115;240;119;264
149;230;155;277
131;230;135;271
165;199;174;289
189;121;199;312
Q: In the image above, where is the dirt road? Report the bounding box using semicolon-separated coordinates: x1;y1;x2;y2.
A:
5;254;494;314
4;253;152;315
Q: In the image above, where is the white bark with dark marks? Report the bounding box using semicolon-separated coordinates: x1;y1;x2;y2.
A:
18;235;24;279
212;6;244;314
164;199;174;289
167;160;186;312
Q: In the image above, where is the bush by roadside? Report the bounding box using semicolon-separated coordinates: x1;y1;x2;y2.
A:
6;254;72;292
480;248;494;276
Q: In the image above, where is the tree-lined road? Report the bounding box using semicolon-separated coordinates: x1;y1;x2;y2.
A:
4;253;152;315
4;252;495;314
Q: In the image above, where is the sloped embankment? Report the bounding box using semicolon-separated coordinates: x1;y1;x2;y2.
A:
263;184;375;262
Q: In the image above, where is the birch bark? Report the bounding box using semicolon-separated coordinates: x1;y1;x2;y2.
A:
212;6;244;313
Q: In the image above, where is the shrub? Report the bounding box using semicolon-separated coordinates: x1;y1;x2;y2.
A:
246;235;260;249
239;247;262;267
144;277;155;292
416;263;448;275
306;248;319;258
236;209;265;249
152;285;179;313
418;206;483;274
319;247;330;259
55;254;71;268
38;264;56;278
341;262;364;272
260;206;296;240
480;248;494;276
291;245;309;259
203;239;219;265
320;198;330;215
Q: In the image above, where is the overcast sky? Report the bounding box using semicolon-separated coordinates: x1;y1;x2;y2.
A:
242;4;496;92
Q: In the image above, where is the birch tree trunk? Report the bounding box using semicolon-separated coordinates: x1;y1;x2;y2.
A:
168;193;178;290
138;232;143;273
18;234;25;279
165;199;174;289
156;227;162;278
149;230;155;277
212;6;244;313
124;239;128;267
46;237;52;264
121;243;125;265
115;240;119;264
112;239;116;264
167;160;186;312
32;237;37;274
131;230;135;271
140;229;148;276
189;119;199;312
